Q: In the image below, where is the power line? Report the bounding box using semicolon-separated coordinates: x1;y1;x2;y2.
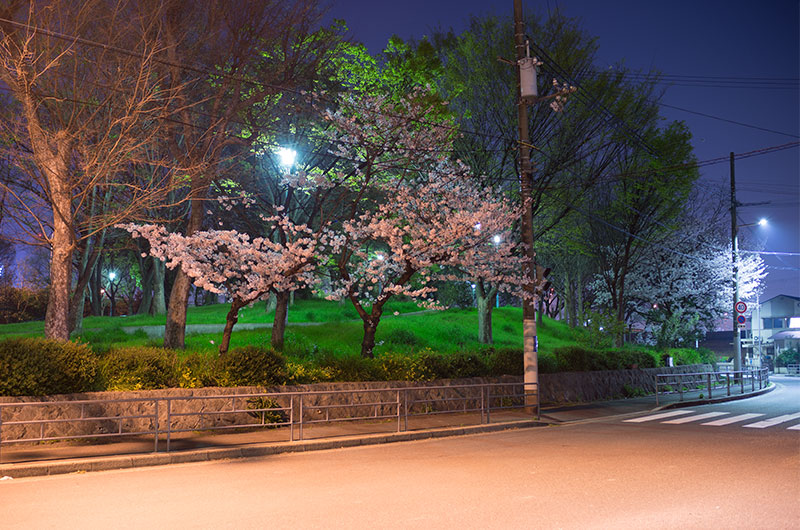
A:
659;103;799;139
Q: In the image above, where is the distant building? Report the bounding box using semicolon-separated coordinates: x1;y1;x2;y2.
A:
743;294;800;363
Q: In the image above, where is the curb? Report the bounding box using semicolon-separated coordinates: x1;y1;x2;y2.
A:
653;382;776;411
0;419;548;479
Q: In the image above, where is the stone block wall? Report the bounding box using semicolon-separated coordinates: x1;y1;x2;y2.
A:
0;366;711;442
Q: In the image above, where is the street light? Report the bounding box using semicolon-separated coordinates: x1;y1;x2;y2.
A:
277;147;296;170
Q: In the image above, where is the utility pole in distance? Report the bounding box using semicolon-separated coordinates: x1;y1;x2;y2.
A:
513;0;539;412
730;151;742;377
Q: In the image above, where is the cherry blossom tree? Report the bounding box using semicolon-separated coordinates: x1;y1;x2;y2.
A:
119;216;342;354
326;170;522;358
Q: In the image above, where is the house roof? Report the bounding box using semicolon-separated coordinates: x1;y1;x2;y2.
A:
761;294;800;304
771;330;800;340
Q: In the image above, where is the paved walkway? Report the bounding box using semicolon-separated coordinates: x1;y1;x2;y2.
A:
120;310;434;338
0;382;773;479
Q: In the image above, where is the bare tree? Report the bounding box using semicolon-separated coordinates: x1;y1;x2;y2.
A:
0;0;190;339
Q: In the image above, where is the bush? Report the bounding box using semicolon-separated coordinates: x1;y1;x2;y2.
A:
178;354;217;388
442;351;487;379
100;347;179;390
488;348;523;376
386;328;421;347
669;347;716;366
414;348;451;380
316;352;380;382
776;348;800;367
285;361;334;385
0;286;48;324
375;351;437;382
0;337;97;396
554;345;601;372
215;345;288;387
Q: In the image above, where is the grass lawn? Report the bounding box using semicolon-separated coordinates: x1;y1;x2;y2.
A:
0;299;583;359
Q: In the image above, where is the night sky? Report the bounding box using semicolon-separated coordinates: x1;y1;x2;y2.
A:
328;0;800;302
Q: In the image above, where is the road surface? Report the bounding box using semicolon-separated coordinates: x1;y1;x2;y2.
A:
3;377;798;529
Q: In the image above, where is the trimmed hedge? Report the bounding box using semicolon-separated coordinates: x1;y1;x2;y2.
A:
0;338;97;396
214;345;288;387
100;346;179;390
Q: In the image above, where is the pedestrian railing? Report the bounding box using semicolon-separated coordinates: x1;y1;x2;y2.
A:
0;382;539;461
654;367;769;406
787;364;800;375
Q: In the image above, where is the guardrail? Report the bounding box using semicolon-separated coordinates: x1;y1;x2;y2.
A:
0;381;539;461
788;364;800;375
654;367;769;406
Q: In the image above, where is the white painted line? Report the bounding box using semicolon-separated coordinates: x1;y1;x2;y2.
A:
702;413;763;426
744;412;800;429
788;424;800;431
663;412;729;424
624;410;695;423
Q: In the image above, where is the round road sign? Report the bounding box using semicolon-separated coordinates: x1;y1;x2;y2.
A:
735;301;747;313
737;314;746;325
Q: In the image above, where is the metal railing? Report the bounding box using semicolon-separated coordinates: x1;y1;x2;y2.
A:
787;364;800;375
654;367;769;406
0;381;539;461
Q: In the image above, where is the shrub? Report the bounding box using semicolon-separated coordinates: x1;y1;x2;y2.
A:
538;352;559;374
285;361;334;385
386;328;421;347
415;348;451;379
0;337;98;396
442;351;487;379
488;348;523;376
0;286;48;324
669;347;716;366
316;352;379;382
215;345;288;387
554;345;601;372
776;348;800;367
101;347;179;390
246;396;287;426
375;351;437;382
178;354;217;388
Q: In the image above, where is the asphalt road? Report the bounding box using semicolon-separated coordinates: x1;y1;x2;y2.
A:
3;378;798;529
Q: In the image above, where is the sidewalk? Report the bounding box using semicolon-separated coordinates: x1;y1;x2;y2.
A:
0;382;774;479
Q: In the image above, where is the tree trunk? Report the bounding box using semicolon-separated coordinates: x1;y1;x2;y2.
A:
271;291;290;350
45;218;72;340
137;254;154;315
151;258;166;315
164;192;204;348
537;296;544;327
476;280;496;344
361;318;379;359
219;298;247;354
265;292;277;314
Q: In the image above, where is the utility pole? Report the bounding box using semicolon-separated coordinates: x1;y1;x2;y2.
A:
730;151;742;376
514;0;538;411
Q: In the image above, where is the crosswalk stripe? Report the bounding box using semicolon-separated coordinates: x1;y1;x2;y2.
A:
702;413;764;426
788;424;800;431
663;412;729;424
743;412;800;429
624;410;695;423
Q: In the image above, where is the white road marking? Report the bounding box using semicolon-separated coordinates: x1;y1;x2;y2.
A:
624;410;695;423
787;424;800;431
702;413;764;426
662;412;729;424
743;412;800;429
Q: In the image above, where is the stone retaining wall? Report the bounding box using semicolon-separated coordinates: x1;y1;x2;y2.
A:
0;365;711;442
